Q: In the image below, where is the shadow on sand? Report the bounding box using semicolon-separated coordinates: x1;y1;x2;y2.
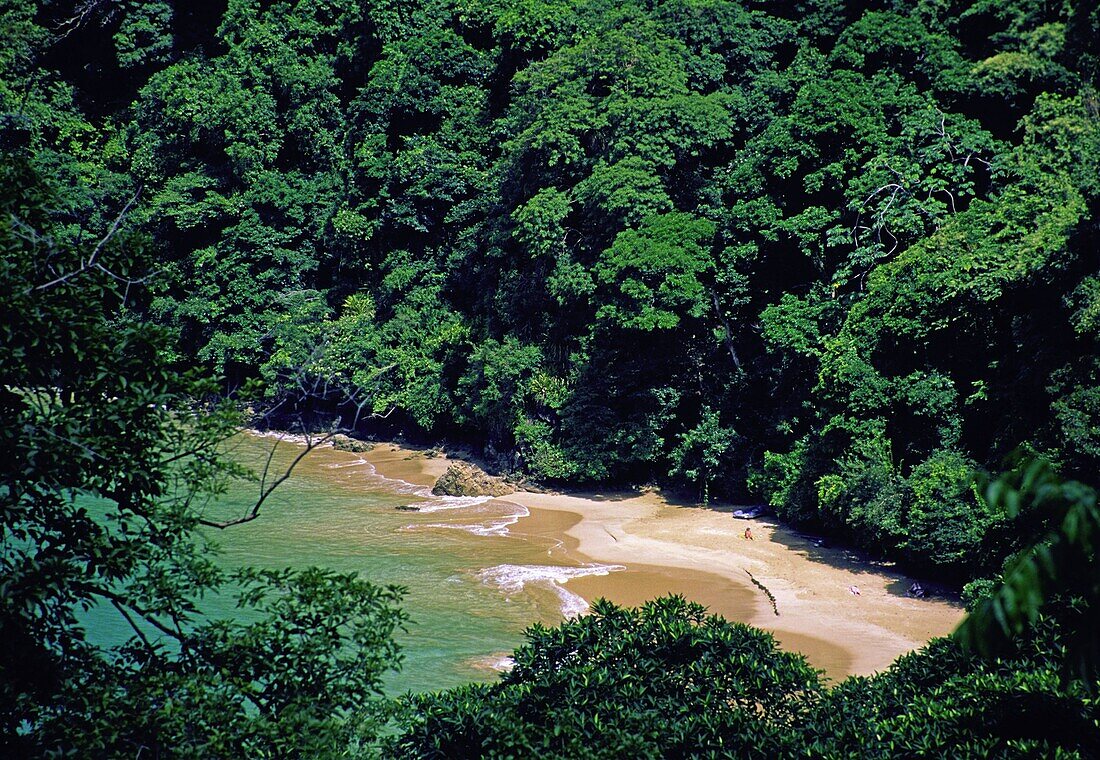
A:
631;490;962;605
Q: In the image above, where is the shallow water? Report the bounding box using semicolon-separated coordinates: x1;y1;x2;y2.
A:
85;434;622;694
226;434;644;693
83;433;953;693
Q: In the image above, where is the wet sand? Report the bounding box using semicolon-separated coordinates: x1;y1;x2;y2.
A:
361;441;964;680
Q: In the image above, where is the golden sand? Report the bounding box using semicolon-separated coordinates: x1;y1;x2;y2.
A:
363;442;964;680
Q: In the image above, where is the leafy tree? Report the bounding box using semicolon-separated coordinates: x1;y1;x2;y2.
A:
593;211;715;332
813;629;1100;757
0;153;405;757
9;1;1100;751
9;0;1100;603
387;596;820;758
669;407;739;502
957;458;1100;687
389;595;1100;757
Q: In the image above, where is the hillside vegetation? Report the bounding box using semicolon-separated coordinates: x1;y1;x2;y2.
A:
4;0;1100;755
4;0;1098;582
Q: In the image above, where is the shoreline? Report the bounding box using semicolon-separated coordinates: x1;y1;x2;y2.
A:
250;430;965;680
351;436;964;679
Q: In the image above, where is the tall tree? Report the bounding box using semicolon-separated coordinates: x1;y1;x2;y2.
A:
0;154;405;757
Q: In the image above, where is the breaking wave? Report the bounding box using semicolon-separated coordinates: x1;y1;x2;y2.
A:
412;496;494;512
404;501;528;538
475;563;626;618
466;653;516;673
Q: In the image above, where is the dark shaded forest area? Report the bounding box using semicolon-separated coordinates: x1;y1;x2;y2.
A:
5;0;1098;582
3;0;1100;756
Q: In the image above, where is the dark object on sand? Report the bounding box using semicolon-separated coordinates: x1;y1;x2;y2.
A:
731;506;765;519
432;462;516;497
331;434;374;453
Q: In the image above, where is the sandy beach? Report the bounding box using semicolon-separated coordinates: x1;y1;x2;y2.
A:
362;441;964;680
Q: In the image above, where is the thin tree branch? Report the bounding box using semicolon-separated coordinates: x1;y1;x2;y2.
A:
711;290;742;370
111;598;156;653
199;431;336;529
87;587;184;641
29;189;142;294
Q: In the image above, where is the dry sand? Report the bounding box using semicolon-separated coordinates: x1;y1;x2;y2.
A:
362;441;964;680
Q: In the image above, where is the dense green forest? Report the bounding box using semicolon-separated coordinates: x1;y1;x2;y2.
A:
3;0;1100;755
4;0;1098;580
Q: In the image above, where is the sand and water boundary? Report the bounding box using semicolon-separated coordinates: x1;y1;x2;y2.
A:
358;440;964;680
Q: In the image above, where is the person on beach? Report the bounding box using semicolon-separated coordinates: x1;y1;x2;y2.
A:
744;527;753;540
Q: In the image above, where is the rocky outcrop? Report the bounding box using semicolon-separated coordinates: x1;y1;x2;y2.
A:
431;462;516;497
331;434;373;453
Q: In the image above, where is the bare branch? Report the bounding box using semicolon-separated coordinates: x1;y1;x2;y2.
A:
111;598;156;653
29;189;142;294
199;431;336;529
53;0;118;42
853;180;906;247
711;290;742;370
87;586;184;642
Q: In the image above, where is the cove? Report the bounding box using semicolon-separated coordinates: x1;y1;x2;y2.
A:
197;433;598;694
82;431;964;695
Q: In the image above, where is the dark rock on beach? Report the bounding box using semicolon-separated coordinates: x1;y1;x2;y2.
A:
331;434;374;453
431;462;516;498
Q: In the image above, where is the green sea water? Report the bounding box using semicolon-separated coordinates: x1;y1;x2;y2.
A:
85;433;615;694
81;431;962;697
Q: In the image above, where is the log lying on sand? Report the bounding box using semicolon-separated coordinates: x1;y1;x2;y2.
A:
746;570;779;616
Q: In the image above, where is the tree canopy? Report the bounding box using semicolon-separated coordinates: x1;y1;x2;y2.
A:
4;0;1100;753
5;0;1097;582
0;154;405;758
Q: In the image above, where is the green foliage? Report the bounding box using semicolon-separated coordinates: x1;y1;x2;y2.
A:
956;458;1100;686
594;212;715;331
669;407;739;502
0;156;404;756
812;629;1100;757
904;450;991;573
387;596;821;758
458;337;544;444
11;1;1100;751
515;418;578;481
8;0;1100;606
389;597;1100;757
114;1;174;69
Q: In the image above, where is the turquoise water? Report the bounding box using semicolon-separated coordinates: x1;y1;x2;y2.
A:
79;433;955;692
86;433;603;694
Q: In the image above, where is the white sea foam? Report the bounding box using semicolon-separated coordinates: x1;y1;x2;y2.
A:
421;504;530;537
405;502;529;537
465;652;516;673
488;655;515;671
411;495;494;513
475;563;626;618
350;473;435;498
246;429;330;447
323;458;370;469
245;429;445;497
246;428;526;534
